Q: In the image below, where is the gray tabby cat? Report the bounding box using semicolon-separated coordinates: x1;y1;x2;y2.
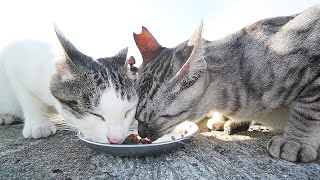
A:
134;4;320;162
0;25;138;144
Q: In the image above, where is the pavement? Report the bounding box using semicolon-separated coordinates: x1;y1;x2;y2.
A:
1;120;320;180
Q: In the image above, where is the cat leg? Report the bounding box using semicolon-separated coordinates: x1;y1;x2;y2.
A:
14;89;56;138
207;112;227;131
223;120;251;135
22;101;56;139
206;112;251;134
267;81;320;162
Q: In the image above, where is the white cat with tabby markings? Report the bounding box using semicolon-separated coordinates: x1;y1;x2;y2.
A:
0;25;138;144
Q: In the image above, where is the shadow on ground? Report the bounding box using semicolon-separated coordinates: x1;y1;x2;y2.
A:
1;121;320;179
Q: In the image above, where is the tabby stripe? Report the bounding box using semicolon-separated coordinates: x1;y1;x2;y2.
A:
137;100;147;117
286;120;311;137
159;110;187;119
148;110;155;122
221;88;229;109
292;108;319;122
299;95;320;104
296;69;320;99
159;61;172;83
228;86;241;113
52;96;83;118
149;84;160;100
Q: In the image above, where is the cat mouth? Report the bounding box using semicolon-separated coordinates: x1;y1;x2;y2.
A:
137;121;165;140
138;123;178;141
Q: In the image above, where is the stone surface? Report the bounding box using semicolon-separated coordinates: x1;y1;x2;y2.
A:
1;121;320;180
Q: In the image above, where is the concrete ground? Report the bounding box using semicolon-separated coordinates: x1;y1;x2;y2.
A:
1;121;320;180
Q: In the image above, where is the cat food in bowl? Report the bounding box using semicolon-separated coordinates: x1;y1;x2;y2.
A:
78;121;199;156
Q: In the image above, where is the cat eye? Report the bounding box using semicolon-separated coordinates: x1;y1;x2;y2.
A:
125;107;135;119
160;110;188;119
89;112;105;121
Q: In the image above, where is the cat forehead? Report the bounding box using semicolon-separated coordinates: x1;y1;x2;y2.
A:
98;87;137;113
140;41;192;69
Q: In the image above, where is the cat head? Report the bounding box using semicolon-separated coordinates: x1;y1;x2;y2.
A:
134;21;209;139
50;25;138;144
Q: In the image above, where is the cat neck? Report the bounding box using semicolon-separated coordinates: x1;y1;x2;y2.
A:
189;33;247;120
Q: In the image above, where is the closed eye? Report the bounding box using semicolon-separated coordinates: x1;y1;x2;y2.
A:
160;110;188;119
125;107;135;119
88;112;105;121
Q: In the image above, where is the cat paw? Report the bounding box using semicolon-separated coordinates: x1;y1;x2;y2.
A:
0;115;15;125
223;120;251;135
172;121;198;136
23;123;56;139
207;112;225;130
267;136;318;162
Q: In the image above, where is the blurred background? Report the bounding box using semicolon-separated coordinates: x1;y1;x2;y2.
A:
0;0;318;65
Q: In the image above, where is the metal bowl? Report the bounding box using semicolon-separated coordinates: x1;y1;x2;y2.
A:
77;123;198;156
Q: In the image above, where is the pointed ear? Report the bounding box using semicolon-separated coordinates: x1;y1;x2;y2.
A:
125;56;138;80
107;47;128;66
176;20;206;77
53;24;90;65
133;26;161;64
115;47;128;60
127;56;136;66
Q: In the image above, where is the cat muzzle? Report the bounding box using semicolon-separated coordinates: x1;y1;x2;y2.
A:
138;121;149;138
138;121;160;140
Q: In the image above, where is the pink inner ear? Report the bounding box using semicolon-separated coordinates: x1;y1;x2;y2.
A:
133;26;161;64
127;56;136;65
180;61;190;75
55;61;70;77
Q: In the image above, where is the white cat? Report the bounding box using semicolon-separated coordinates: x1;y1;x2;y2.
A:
0;25;138;144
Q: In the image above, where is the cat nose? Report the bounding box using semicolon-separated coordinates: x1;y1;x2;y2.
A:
138;121;149;138
107;137;123;144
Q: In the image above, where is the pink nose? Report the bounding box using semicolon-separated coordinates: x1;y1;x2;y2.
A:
107;137;123;144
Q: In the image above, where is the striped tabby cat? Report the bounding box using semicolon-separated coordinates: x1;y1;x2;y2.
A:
134;5;320;162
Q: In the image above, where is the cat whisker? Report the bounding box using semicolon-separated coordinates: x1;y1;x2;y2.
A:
32;103;60;122
53;117;79;132
55;123;79;132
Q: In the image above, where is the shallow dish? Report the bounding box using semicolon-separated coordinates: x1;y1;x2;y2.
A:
78;122;198;156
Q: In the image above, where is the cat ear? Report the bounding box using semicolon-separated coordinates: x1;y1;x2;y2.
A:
115;47;128;60
125;56;138;80
133;26;162;64
127;56;136;66
108;47;128;66
54;60;75;81
176;20;206;77
53;24;90;65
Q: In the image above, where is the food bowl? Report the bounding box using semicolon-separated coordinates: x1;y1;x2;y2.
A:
77;121;199;156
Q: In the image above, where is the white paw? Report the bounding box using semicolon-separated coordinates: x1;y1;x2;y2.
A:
267;136;318;162
0;115;15;125
172;121;199;136
207;112;226;130
23;123;56;138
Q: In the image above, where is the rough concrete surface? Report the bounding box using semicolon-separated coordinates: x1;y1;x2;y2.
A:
1;121;320;180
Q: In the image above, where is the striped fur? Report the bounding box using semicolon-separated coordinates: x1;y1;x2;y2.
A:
51;49;137;118
135;4;320;162
50;29;138;143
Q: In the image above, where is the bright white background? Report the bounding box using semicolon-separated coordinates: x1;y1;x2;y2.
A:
0;0;319;65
